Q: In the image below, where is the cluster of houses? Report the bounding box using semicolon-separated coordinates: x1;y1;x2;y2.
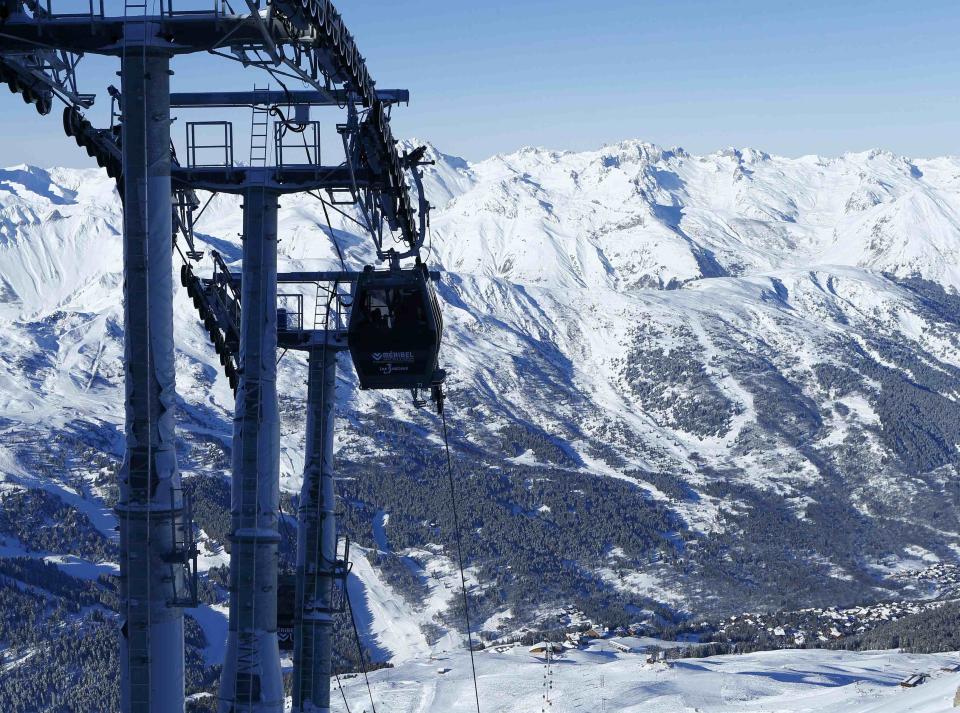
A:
692;599;949;648
520;619;659;659
894;563;960;596
485;591;959;663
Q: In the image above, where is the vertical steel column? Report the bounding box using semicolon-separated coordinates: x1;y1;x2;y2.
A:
293;345;338;713
117;47;186;713
219;185;284;713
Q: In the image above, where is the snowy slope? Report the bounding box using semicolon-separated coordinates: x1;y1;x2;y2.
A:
335;644;960;713
423;143;960;290
2;139;960;659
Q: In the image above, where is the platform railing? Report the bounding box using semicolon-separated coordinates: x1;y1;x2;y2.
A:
34;0;230;19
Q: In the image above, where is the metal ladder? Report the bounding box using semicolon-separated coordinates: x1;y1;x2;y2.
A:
120;0;153;707
248;85;271;166
124;0;148;15
126;561;152;710
312;281;326;331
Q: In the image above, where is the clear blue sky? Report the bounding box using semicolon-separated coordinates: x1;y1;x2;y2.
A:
3;0;960;166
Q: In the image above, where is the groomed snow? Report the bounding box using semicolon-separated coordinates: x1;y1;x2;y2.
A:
332;645;960;713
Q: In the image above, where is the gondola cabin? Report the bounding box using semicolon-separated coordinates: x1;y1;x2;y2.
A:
348;265;443;390
276;572;296;651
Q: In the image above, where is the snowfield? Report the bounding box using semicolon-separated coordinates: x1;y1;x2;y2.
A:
334;645;960;713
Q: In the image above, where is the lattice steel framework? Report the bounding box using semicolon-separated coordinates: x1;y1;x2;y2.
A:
0;1;437;711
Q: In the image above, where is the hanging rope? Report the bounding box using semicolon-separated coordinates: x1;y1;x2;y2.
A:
333;670;353;713
345;586;378;713
440;405;482;713
277;497;295;564
317;194;349;273
309;189;370;236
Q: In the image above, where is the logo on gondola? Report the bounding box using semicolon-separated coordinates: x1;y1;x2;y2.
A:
371;351;415;363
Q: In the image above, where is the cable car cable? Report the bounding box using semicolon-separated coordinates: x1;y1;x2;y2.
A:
318;192;349;273
309;190;369;235
440;404;482;713
421;224;438;264
189;190;219;233
339;123;378;247
333;670;353;713
345;585;378;713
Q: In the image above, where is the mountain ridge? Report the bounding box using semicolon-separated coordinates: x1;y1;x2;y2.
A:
1;141;960;701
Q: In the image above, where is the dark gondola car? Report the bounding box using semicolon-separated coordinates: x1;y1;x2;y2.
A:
348;264;443;390
276;572;296;651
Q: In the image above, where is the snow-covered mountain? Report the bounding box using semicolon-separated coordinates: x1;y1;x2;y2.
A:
3;142;960;705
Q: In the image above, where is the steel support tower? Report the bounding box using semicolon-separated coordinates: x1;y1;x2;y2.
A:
116;41;187;713
293;344;340;712
176;169;359;713
219;184;284;712
0;1;436;710
190;261;357;713
196;252;355;713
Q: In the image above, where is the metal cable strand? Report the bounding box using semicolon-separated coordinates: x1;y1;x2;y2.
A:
339;128;378;246
440;407;482;713
333;671;353;713
317;194;348;272
309;190;368;236
344;585;377;713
